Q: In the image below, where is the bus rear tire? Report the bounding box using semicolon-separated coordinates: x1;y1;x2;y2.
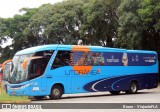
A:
126;81;138;94
50;85;63;100
109;91;120;95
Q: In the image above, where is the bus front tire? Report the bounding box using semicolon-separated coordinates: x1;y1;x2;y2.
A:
109;91;120;95
50;85;63;100
125;81;138;94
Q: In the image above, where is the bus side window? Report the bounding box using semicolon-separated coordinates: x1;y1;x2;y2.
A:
52;51;71;69
70;52;74;66
89;52;105;66
28;50;54;79
72;51;105;66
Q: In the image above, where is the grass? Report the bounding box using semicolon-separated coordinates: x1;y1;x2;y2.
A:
0;93;29;101
0;85;29;102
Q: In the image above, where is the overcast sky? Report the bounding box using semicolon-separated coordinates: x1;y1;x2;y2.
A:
0;0;63;47
0;0;63;18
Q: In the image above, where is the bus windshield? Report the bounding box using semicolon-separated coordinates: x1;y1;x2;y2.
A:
9;50;54;84
9;54;32;84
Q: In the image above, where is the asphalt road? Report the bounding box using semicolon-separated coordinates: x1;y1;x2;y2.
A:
31;86;160;103
1;85;160;112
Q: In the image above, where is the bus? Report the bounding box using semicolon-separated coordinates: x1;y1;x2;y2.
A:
2;62;12;92
3;45;159;99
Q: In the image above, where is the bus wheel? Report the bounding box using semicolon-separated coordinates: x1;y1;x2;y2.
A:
50;85;63;100
126;81;138;94
34;96;45;100
109;91;120;95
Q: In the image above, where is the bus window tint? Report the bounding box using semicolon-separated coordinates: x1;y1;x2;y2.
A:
52;51;71;69
28;50;53;79
88;52;105;65
52;51;105;68
74;51;88;66
73;51;105;66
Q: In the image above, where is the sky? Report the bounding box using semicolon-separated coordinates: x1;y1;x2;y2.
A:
0;0;63;47
0;0;63;18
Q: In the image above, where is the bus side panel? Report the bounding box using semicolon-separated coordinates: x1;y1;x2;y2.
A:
112;73;158;90
83;73;158;92
148;74;159;89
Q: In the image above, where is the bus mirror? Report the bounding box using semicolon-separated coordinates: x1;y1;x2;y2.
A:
23;58;29;70
2;59;12;71
22;56;43;70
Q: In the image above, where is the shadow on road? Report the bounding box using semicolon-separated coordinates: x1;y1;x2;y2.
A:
30;91;155;102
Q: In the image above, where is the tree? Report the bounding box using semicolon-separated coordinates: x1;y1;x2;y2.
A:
0;18;12;46
138;0;160;52
0;17;14;60
26;0;120;47
81;0;120;46
115;0;143;49
0;8;38;59
27;0;85;45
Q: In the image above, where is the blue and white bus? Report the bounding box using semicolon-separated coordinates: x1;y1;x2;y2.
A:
3;45;159;99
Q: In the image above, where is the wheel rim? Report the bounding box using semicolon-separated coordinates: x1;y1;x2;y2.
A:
131;83;137;92
53;88;60;96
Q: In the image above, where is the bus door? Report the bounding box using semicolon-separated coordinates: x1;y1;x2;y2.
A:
27;50;54;96
51;50;72;93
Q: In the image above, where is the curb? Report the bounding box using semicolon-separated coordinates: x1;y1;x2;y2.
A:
0;100;31;103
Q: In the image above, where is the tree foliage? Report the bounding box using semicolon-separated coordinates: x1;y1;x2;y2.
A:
81;0;120;46
116;0;160;53
0;7;38;62
138;0;160;54
0;0;160;66
115;0;143;49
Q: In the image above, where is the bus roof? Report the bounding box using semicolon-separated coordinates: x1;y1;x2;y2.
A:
15;44;157;55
